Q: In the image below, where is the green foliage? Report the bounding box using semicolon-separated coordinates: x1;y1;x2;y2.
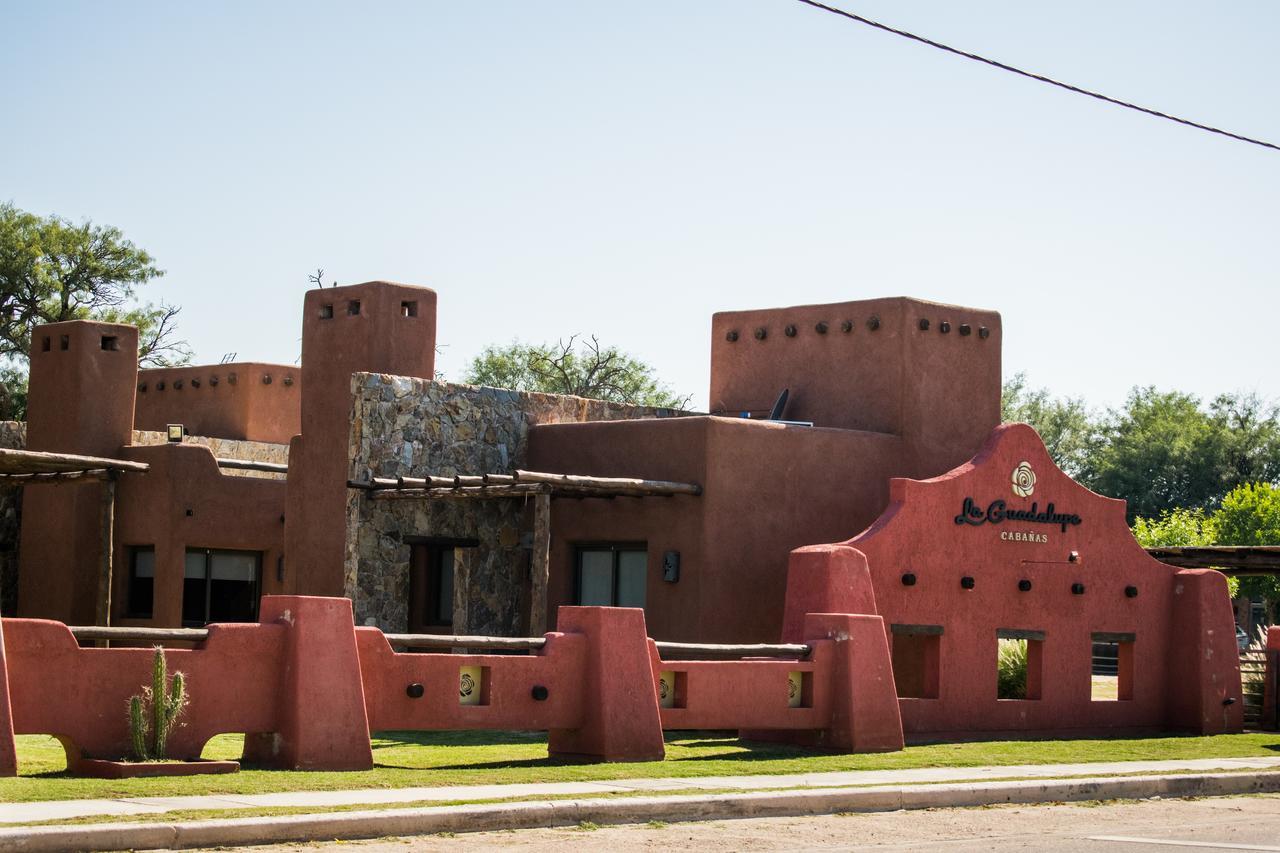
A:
0;203;191;417
1131;507;1219;548
127;647;188;761
1005;376;1280;523
1213;483;1280;605
1131;507;1238;597
1001;373;1097;478
996;639;1028;700
463;335;690;408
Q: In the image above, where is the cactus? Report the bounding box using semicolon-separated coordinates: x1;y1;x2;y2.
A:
126;646;188;761
128;695;150;761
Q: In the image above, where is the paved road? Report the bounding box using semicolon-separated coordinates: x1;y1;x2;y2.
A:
223;794;1280;851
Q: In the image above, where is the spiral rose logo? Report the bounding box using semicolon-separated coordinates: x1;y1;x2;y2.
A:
659;678;670;700
459;673;476;699
1011;461;1036;498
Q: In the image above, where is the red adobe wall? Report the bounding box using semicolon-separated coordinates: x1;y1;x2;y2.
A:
135;363;301;444
781;423;1244;738
708;297;1001;477
528;416;905;642
285;282;437;597
0;596;903;774
18;321;139;622
109;443;286;628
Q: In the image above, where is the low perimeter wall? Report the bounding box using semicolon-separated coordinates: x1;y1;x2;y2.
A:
0;596;903;775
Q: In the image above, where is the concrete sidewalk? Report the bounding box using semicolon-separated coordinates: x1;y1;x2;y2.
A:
6;755;1280;825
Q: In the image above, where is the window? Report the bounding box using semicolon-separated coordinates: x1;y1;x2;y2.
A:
346;300;361;316
100;335;118;351
401;301;418;317
182;548;261;627
41;336;50;352
127;546;155;618
319;304;334;319
576;546;647;608
59;335;69;351
408;541;470;631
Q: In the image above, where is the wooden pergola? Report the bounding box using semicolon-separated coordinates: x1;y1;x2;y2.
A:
0;448;150;627
348;469;703;633
1145;546;1280;576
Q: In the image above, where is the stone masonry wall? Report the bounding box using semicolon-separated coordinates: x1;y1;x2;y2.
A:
132;430;289;479
346;374;680;635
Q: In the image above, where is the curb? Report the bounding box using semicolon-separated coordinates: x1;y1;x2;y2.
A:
4;770;1280;852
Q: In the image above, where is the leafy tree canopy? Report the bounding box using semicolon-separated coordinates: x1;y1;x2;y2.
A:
462;336;690;409
1004;375;1280;523
0;203;190;416
1001;372;1096;478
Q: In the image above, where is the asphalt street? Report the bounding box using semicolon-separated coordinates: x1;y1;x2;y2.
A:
213;793;1280;852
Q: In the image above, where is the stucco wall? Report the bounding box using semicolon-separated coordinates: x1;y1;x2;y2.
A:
345;373;682;635
0;423;288;616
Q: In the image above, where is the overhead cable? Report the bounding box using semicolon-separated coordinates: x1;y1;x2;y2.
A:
793;0;1280;152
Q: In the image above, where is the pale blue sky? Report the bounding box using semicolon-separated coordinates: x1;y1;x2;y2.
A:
2;1;1277;411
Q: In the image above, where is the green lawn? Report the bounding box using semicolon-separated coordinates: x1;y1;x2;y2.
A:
4;729;1280;803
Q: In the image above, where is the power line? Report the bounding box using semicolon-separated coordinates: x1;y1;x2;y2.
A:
793;0;1280;153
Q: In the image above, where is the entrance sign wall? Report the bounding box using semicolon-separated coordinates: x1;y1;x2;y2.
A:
782;423;1244;738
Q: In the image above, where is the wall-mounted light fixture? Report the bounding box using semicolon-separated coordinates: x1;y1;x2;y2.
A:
166;424;185;443
662;551;680;583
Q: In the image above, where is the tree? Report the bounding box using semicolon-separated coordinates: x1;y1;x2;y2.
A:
1212;482;1280;615
463;336;691;408
1084;388;1280;522
0;204;190;417
1001;373;1097;478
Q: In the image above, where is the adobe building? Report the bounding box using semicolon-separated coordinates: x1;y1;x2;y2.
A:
1;281;1231;661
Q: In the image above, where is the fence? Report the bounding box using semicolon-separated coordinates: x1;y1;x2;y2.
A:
0;596;904;776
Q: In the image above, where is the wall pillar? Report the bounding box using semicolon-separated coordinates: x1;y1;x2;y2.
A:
548;606;665;761
243;595;373;770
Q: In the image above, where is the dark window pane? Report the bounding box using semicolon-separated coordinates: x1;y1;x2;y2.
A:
616;551;647;608
578;550;613;605
127;547;155;618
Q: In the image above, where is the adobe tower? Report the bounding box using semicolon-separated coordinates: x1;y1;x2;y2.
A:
283;282;438;596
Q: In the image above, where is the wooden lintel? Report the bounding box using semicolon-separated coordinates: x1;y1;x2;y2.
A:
215;458;289;474
514;469;702;496
0;447;149;475
0;469;111;485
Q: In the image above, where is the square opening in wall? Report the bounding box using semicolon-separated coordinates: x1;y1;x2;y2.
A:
787;670;813;709
347;300;361;316
101;335;118;351
1091;632;1135;701
657;671;687;709
996;629;1044;700
41;336;50;352
319;304;334;319
459;665;490;706
891;624;942;699
401;301;418;317
59;335;69;351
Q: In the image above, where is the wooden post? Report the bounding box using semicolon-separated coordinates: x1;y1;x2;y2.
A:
96;472;117;630
530;488;552;635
